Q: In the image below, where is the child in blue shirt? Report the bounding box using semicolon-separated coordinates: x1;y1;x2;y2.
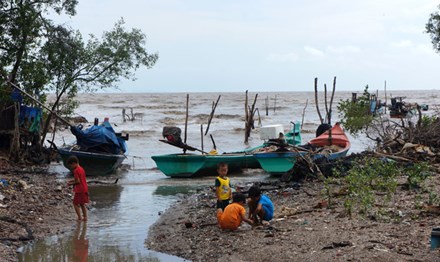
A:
247;185;274;224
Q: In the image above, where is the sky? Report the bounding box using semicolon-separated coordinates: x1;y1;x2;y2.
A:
55;0;440;93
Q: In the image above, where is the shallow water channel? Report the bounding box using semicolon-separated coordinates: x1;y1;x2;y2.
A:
17;165;271;261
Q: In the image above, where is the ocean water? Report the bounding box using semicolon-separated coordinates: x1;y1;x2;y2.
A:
55;90;440;169
21;90;438;261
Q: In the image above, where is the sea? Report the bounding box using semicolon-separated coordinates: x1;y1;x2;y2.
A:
18;90;440;261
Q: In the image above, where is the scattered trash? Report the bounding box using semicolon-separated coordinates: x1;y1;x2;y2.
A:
0;179;8;187
322;241;353;250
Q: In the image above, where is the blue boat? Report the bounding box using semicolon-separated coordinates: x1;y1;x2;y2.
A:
58;119;128;176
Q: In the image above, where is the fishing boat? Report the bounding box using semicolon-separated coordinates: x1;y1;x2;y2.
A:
388;97;416;118
253;123;350;175
152;122;301;177
58;118;128;175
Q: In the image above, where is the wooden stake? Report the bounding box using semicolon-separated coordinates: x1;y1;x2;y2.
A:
314;78;324;124
200;124;204;153
184;94;189;154
204;95;221;135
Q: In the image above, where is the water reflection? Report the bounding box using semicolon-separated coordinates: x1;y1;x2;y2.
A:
18;174;187;262
72;222;88;262
153;185;201;196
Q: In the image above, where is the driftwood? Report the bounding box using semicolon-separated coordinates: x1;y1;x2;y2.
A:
244;91;258;144
314;77;337;125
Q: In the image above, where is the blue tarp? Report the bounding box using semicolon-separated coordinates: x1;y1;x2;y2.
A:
19;105;42;132
70;123;123;154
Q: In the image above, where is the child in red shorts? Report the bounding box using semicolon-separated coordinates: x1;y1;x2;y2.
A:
67;156;89;221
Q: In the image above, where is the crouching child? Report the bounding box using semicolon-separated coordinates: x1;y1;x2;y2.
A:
216;192;254;230
248;185;274;225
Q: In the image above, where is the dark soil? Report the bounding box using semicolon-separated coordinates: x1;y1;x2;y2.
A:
0;159;75;261
146;176;440;261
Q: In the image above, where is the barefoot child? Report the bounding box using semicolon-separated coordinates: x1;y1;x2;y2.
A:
67;156;89;221
216;192;254;230
248;185;274;225
215;162;232;210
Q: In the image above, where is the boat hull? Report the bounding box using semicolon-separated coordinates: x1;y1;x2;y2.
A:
151;153;260;178
58;147;126;176
254;123;350;175
253;151;305;175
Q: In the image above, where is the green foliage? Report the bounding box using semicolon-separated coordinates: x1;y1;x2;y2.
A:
405;162;431;190
420;114;437;128
1;1;158;145
343;157;399;217
426;6;440;53
428;191;440;206
337;86;374;136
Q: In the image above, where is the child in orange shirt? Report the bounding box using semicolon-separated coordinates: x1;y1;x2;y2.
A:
67;156;89;221
216;192;254;230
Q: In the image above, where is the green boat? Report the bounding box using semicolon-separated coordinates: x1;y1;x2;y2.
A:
152;122;301;177
254;123;350;175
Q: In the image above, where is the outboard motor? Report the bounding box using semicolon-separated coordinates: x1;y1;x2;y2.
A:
162;126;183;144
316;123;332;137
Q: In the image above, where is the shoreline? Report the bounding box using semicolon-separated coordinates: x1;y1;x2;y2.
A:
0;163;80;261
146;179;440;261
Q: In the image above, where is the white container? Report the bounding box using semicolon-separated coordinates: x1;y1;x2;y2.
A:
259;124;284;140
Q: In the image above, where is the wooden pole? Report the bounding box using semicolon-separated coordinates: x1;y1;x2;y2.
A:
274;95;277;113
384;80;387;114
265;96;269;116
200;124;204;153
184;94;189;154
245;91;249;143
328;76;336;124
301;99;308;129
204;95;221;135
324;83;329;123
314;78;324;124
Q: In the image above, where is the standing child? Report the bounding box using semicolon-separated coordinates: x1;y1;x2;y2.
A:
247;184;274;225
216;192;254;230
215;162;232;210
67;156;89;221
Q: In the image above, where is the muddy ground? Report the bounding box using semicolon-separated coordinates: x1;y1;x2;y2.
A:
0;159;75;261
146;175;440;262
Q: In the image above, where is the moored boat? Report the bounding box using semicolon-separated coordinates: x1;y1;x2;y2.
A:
254;123;350;175
58;119;128;175
152;122;301;177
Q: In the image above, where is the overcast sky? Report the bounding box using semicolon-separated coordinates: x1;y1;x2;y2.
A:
57;0;440;92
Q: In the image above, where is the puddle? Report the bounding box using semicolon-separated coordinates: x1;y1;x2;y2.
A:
17;168;273;261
